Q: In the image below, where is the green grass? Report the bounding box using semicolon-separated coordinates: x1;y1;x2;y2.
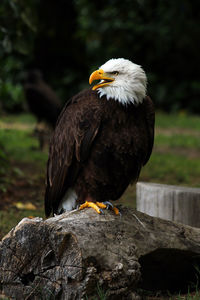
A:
173;292;200;299
141;152;200;187
155;134;200;149
156;111;200;129
0;113;36;125
0;129;48;164
85;284;109;300
149;112;200;187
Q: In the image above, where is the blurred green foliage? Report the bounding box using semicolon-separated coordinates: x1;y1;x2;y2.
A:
0;57;25;112
0;0;199;112
0;0;38;112
0;144;9;192
0;0;37;56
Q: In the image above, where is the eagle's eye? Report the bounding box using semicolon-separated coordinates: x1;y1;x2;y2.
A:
110;71;119;76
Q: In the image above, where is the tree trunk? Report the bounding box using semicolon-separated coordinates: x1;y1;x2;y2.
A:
1;206;200;299
136;182;200;228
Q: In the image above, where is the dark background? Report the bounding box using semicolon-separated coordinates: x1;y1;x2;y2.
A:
0;0;199;113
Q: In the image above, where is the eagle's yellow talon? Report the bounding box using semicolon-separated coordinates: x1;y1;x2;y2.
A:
79;201;101;214
79;201;89;210
96;202;107;209
79;200;120;216
113;206;120;215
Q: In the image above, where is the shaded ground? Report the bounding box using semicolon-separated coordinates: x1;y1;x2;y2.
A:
154;145;200;160
0;161;44;211
0;159;45;239
155;127;200;137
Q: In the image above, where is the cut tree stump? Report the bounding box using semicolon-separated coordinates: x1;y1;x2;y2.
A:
136;182;200;228
1;206;200;299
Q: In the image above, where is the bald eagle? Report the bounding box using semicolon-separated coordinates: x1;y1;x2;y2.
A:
45;58;155;217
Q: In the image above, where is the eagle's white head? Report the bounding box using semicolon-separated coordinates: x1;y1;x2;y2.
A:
89;58;147;105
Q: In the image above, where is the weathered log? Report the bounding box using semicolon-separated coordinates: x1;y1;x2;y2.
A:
1;206;200;299
136;182;200;228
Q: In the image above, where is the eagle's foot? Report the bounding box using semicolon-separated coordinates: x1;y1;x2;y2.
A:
98;201;120;216
101;201;113;209
79;201;104;214
113;206;120;216
79;200;120;215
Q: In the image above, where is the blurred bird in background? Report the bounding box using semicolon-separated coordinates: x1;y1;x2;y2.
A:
23;70;62;150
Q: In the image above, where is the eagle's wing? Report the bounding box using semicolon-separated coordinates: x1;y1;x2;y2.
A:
143;96;155;165
45;91;101;216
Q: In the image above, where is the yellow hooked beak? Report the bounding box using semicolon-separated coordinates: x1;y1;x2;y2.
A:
89;69;114;90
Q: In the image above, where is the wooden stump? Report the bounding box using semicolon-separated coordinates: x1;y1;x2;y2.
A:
2;207;200;299
136;182;200;227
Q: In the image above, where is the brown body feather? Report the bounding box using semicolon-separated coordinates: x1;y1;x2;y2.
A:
45;89;154;216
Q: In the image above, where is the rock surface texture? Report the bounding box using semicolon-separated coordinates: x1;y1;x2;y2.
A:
1;206;200;299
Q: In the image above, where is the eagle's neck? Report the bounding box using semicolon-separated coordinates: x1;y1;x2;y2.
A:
97;84;146;106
